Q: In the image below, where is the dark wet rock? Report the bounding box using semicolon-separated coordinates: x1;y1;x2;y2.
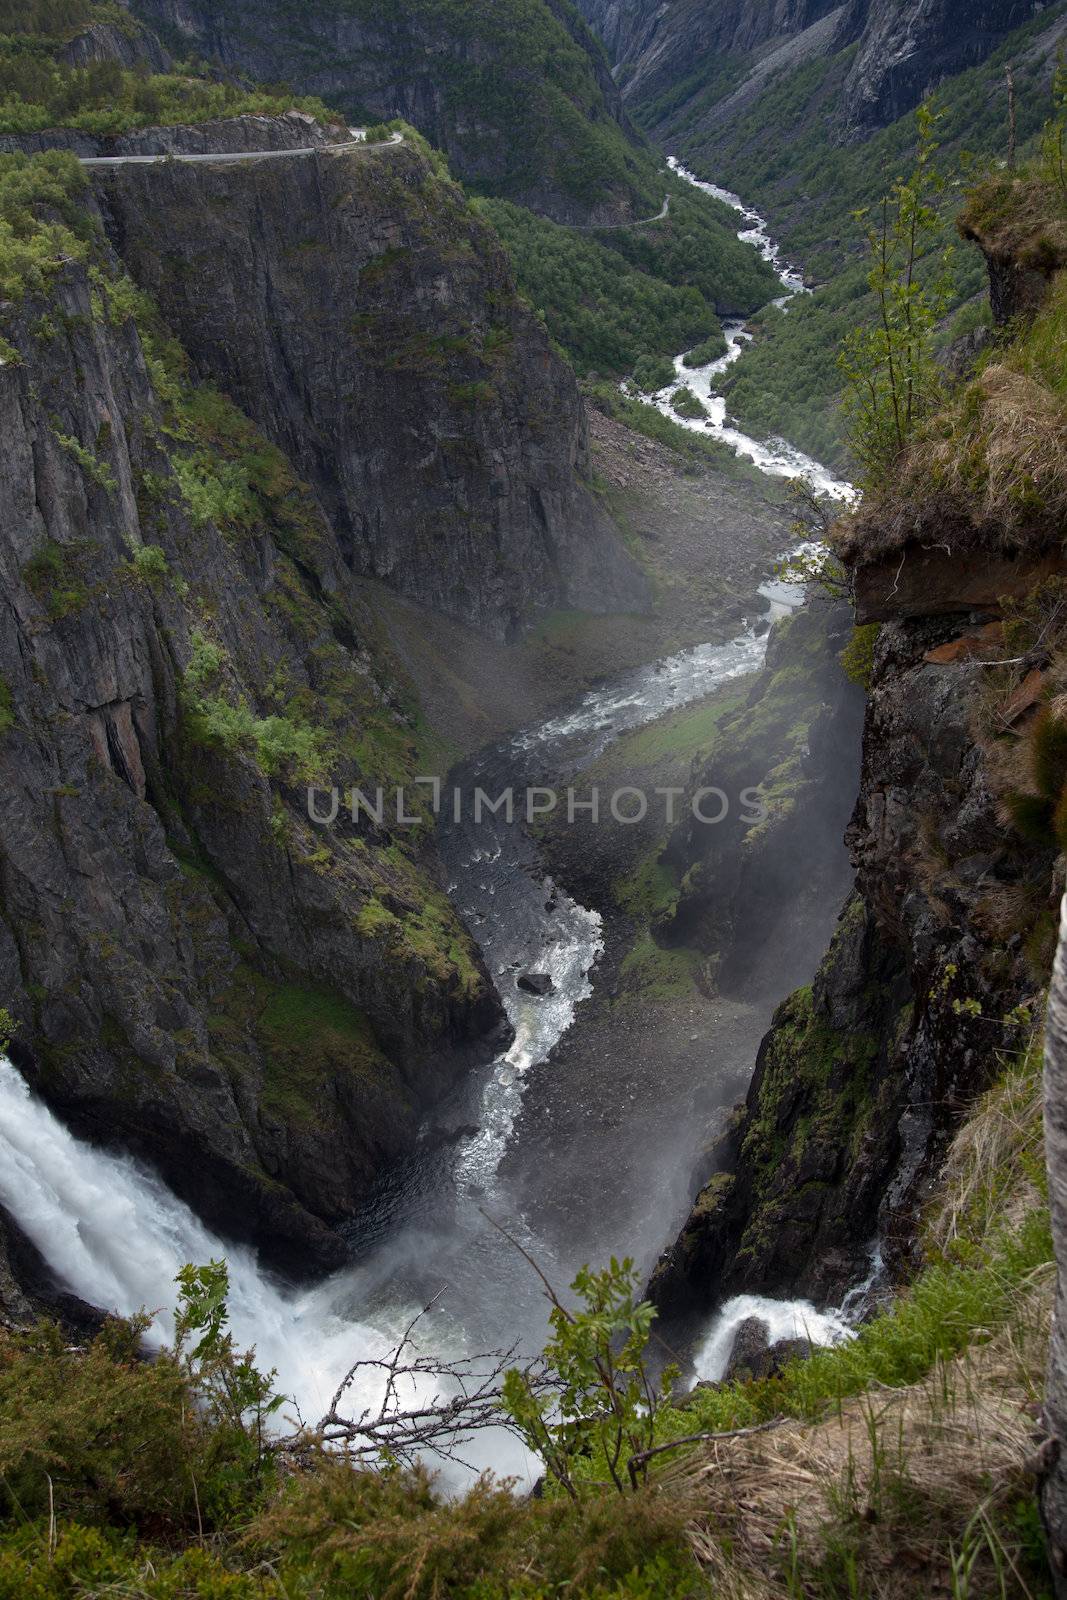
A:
723;1316;770;1381
650;605;1044;1329
0;1209;108;1340
723;1318;812;1382
89;131;647;638
518;972;555;996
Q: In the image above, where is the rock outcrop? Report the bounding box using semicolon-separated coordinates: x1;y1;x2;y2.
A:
841;0;1043;132
89;134;646;638
583;0;1048;156
132;0;653;223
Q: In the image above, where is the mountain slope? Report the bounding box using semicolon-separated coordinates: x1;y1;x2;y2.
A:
131;0;660;223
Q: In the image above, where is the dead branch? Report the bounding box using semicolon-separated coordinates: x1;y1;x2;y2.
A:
276;1292;553;1471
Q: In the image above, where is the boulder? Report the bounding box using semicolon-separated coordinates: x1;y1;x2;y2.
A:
518;972;555;996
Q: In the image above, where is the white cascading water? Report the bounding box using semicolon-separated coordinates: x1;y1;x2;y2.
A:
0;1056;412;1424
691;1294;856;1384
633;158;856;505
0;169;870;1468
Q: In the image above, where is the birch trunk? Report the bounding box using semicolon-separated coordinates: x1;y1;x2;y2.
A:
1042;893;1067;1591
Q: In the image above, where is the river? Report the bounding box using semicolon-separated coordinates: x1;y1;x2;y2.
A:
0;167;859;1480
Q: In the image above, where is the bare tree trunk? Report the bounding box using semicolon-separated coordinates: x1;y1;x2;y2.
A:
1042;893;1067;1592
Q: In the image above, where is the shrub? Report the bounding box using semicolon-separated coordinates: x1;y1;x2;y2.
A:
0;677;12;734
0;149;88;303
671;385;708;419
129;543;168;589
840;622;879;689
632;353;677;392
682;329;726;367
52;427;117;493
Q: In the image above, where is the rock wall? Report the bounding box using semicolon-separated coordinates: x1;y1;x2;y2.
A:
586;0;1045;148
649;608;1047;1339
0;226;513;1277
841;0;1043;132
90;136;647;639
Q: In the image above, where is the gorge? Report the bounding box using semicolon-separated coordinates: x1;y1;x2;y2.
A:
2;1;1067;1594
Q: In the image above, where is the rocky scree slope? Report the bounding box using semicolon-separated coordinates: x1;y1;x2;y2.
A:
649;214;1066;1340
581;0;1047;140
90;134;646;640
131;0;658;224
0;142;583;1285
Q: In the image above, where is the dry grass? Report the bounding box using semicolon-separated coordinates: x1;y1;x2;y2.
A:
668;1037;1053;1599
926;1047;1045;1257
676;1292;1050;1599
958;177;1067;273
835;363;1067;569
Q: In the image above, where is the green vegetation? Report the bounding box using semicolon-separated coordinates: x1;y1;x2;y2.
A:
671;384;707;419
631;352;676;391
584;377;787;491
503;1257;677;1499
666;5;1067;464
129;541;169;589
0;1;332;135
181;633;332;784
478;182;775;381
52;423;117;492
682;330;726;366
152;0;661;214
0;1006;13;1049
839;105;953;485
0;1032;1051;1596
481;197;714;376
657;1036;1049;1443
0;677;12;735
840;622;879;689
835;172;1067;563
22;537;91;620
0;149;88;303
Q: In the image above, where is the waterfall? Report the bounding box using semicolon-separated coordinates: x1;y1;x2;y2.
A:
0;1055;403;1427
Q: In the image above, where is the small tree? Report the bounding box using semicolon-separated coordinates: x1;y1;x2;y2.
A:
1042;50;1067;199
501;1256;678;1499
174;1260;286;1459
839;102;954;486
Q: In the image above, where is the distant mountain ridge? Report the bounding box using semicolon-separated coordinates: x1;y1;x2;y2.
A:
576;0;1048;137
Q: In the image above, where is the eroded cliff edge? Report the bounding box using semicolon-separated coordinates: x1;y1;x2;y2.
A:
650;186;1066;1338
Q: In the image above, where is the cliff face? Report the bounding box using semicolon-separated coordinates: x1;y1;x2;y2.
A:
648;215;1065;1338
589;0;1044;149
578;0;839;83
131;0;653;223
90;138;646;639
841;0;1043;131
650;610;1043;1334
0;142;582;1277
